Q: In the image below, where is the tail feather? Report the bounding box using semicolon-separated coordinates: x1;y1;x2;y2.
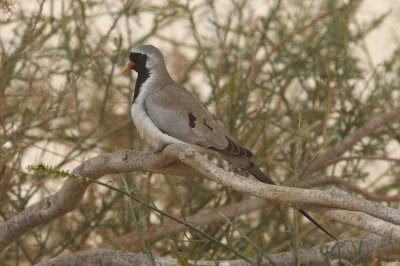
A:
243;163;337;241
299;210;337;240
243;163;275;185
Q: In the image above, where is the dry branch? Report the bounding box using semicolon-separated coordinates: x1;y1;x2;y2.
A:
0;146;200;253
181;149;400;224
301;105;400;177
100;196;270;250
36;235;400;265
104;174;399;251
308;176;400;202
2;142;400;254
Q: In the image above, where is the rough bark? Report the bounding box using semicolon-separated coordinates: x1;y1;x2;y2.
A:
1;143;400;261
35;235;400;265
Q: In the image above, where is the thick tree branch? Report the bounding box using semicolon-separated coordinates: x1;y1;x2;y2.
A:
0;146;201;253
182;149;400;224
36;235;400;265
2;143;400;253
103;174;399;250
179;149;400;241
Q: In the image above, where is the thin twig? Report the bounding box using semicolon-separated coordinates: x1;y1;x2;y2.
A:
301;105;400;177
249;0;360;84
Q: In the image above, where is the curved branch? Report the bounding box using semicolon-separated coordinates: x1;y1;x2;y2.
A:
0;146;200;253
182;149;400;224
103;173;400;250
180;149;400;241
36;235;400;265
2;144;400;253
301;105;400;177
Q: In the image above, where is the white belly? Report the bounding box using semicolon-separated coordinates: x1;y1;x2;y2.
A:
131;102;184;149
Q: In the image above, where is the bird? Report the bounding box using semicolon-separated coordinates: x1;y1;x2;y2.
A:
122;44;336;240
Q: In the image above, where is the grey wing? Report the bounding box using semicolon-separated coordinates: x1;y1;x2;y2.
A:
144;85;252;157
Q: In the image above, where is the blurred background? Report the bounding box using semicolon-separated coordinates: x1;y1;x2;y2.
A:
1;0;400;264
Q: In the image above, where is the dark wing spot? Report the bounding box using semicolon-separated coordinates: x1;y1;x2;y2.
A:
188;112;196;128
203;119;213;131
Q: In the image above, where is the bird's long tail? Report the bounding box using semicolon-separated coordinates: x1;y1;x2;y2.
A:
243;163;337;241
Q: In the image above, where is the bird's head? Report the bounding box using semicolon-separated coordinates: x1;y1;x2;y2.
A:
121;44;165;74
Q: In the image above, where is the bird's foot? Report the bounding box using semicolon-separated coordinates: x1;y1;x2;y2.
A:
154;144;168;154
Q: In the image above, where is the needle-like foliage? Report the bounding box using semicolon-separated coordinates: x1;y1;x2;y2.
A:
1;0;400;264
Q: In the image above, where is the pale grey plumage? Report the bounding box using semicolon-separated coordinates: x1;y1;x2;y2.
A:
145;84;229;149
129;45;253;166
124;44;337;240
